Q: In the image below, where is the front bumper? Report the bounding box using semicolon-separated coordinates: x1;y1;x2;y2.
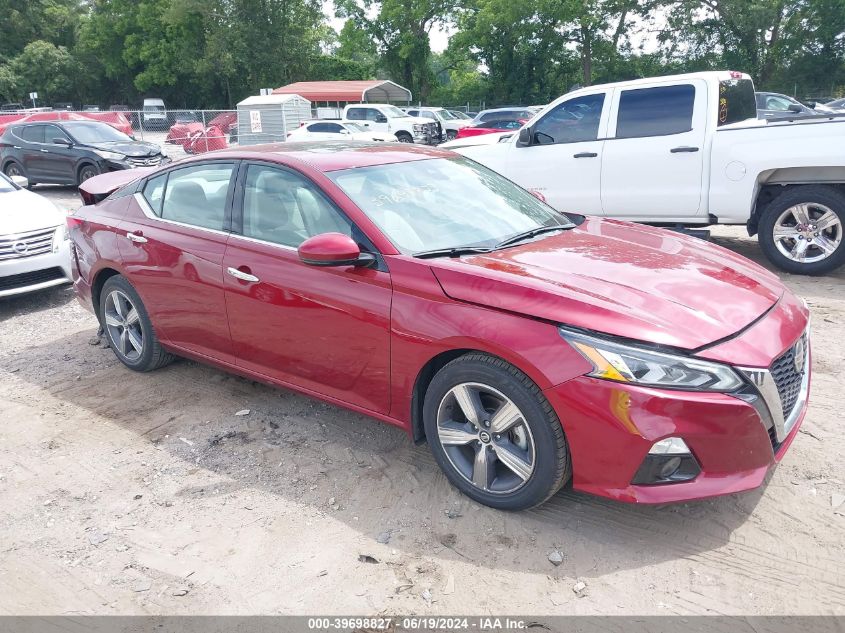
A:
0;230;72;298
105;156;171;172
544;328;810;504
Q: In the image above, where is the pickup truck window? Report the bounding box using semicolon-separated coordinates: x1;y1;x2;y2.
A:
532;94;604;145
616;84;695;139
718;79;757;125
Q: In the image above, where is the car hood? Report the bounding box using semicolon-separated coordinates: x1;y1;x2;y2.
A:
428;217;784;350
0;189;64;234
87;141;161;157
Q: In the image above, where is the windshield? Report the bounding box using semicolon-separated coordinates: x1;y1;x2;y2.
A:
144;105;165;111
328;157;572;253
344;122;367;132
382;105;408;118
64;122;132;144
0;173;17;193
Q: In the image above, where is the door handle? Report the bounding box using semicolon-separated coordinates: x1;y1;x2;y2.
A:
670;146;699;153
573;152;598;158
40;149;49;153
227;267;259;283
125;231;147;243
13;146;21;150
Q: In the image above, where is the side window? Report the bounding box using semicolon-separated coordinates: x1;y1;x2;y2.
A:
143;173;167;216
160;163;235;230
324;123;344;133
346;108;364;121
365;108;383;122
309;123;329;133
616;84;695;139
406;110;419;117
44;124;70;144
242;164;354;248
532;93;605;145
20;125;46;144
765;96;791;111
422;111;436;120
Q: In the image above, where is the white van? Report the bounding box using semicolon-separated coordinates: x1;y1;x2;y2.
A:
142;98;167;131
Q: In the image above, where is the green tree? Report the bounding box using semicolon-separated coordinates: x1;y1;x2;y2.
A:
336;0;454;100
0;41;80;103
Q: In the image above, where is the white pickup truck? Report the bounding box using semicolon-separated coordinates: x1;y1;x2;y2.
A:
452;71;845;275
342;104;440;145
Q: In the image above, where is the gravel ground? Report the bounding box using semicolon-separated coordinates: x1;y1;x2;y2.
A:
0;186;843;616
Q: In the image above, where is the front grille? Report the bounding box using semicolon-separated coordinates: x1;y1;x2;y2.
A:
0;227;56;261
0;267;65;291
770;331;808;419
126;155;163;167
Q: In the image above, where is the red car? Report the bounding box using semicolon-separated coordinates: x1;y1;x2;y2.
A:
68;142;811;510
456;118;528;139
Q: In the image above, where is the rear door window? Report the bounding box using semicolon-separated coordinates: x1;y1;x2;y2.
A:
159;163;236;230
19;125;46;144
718;78;757;126
142;173;167;216
615;84;695;138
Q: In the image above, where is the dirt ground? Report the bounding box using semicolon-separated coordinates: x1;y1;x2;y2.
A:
1;185;843;617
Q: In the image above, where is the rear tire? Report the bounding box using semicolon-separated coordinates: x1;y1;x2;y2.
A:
758;185;845;275
99;275;173;372
423;353;570;510
3;161;32;187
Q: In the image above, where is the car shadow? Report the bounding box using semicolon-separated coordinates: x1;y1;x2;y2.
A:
0;284;76;324
2;321;770;583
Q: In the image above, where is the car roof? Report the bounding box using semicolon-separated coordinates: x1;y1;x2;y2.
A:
185;141;455;172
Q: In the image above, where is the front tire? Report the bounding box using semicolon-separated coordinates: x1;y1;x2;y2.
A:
99;275;173;372
396;132;413;143
759;185;845;275
77;164;99;185
423;353;570;510
446;130;457;141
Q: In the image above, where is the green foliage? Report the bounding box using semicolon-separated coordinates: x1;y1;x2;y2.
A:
0;0;841;108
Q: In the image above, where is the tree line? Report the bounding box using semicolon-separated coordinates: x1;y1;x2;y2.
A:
0;0;843;109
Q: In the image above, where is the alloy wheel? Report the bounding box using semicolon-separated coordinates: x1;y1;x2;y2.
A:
5;163;22;178
103;290;144;361
79;167;98;183
773;203;842;264
436;382;536;494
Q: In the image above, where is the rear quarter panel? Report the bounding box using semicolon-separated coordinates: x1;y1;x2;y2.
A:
709;119;845;222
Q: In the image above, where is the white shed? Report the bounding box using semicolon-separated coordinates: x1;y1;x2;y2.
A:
236;93;311;146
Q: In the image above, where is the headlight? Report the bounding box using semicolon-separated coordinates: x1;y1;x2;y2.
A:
94;150;126;161
413;124;424;132
560;328;743;392
52;224;68;252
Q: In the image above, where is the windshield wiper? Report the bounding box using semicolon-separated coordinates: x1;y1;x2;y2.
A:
413;246;493;259
494;225;571;249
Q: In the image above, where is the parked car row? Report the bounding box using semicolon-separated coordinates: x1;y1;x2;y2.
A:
0;120;169;186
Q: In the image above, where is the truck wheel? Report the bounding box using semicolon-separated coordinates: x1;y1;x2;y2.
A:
759;185;845;275
396;132;413;143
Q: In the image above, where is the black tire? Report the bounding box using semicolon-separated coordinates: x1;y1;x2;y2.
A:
77;163;99;185
446;130;457;141
423;353;570;510
3;161;31;186
99;275;174;372
758;185;845;275
396;132;413;143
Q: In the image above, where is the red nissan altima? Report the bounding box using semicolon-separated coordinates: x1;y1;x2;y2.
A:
68;142;810;510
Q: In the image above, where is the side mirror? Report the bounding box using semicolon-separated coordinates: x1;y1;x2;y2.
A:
517;126;533;147
298;233;375;268
53;137;72;146
787;104;803;113
375;115;387;123
340;129;351;135
11;175;28;188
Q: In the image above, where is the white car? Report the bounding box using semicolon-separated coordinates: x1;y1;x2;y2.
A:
404;107;470;141
286;120;391;142
0;173;72;297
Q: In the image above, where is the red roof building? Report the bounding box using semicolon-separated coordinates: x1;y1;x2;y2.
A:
272;80;412;104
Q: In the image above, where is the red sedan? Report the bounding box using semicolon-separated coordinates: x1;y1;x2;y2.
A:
456;118;528;139
68;142;811;510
